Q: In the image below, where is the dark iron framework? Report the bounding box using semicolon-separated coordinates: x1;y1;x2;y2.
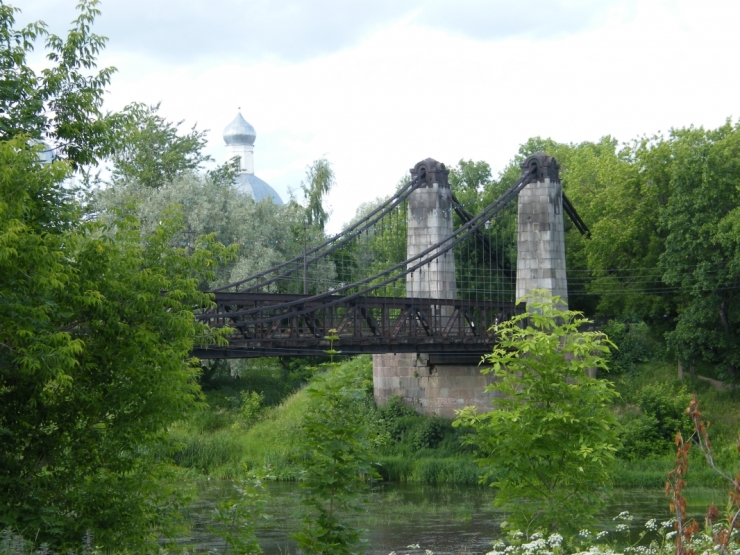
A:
193;293;518;358
196;154;587;358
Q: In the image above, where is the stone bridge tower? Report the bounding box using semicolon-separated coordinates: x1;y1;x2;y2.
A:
372;154;568;417
516;153;568;308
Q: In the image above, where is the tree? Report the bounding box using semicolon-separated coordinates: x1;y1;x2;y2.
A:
0;3;237;549
0;140;235;549
293;357;378;554
454;292;621;534
109;102;210;189
660;121;740;379
94;169;308;290
302;158;335;231
0;1;116;168
449;159;493;215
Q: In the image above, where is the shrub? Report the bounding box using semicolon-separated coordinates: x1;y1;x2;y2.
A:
619;383;692;459
603;319;653;374
293;361;379;554
240;391;264;426
455;292;621;533
412;417;447;450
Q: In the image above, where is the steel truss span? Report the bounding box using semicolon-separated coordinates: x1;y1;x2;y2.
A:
196;154;588;359
194;293;518;359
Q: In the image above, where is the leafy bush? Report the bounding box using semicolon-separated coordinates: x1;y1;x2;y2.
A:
412;417;447;450
455;293;621;533
240;391;264;426
603;319;653;374
619;383;692;460
293;361;379;555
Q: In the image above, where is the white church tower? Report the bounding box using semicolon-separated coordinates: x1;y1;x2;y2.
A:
223;112;283;205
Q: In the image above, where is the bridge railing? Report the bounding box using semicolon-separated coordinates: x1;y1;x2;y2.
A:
195;293;519;358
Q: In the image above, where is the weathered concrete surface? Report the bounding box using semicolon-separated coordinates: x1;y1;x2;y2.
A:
516;153;568;308
373;159;501;417
373;352;502;418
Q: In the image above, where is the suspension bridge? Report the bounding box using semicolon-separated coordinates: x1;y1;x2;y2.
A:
194;152;588;361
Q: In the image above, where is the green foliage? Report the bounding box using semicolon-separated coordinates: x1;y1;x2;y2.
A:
602;320;653;374
240;391;265;426
209;470;270;555
301;158;335;231
169;357;481;484
455;292;621;533
449;159;494;213
94;169;309;290
507;123;740;379
0;139;234;548
292;362;379;554
659;121;740;380
411;417;446;450
619;383;692;460
337;196;408;297
0;1;117;169
110;102;209;189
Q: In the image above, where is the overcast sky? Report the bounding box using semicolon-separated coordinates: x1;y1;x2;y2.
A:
20;0;740;233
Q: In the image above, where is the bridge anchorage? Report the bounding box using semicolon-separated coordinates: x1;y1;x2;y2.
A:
195;153;588;416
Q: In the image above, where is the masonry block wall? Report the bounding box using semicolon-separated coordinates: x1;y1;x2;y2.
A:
405;174;456;301
516;153;568;307
373;159;502;418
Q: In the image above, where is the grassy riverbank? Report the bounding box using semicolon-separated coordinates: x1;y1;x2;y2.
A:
169;356;480;483
168;355;740;487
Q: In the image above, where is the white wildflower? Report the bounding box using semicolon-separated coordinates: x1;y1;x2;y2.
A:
597;531;609;540
644;519;658;531
614;511;633;521
426;551;433;555
522;538;548;552
579;529;593;538
531;533;542;540
406;545;420;550
548;533;563;548
661;519;675;529
666;531;677;540
616;524;629;533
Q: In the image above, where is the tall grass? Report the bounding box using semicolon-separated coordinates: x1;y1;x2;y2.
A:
169;387;311;479
170;356;740;486
376;456;480;484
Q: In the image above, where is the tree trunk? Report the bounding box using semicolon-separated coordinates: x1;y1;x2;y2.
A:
677;359;684;380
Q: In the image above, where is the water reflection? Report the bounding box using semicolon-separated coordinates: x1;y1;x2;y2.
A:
183;481;727;554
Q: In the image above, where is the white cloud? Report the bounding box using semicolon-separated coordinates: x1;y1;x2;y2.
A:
20;0;621;63
19;0;740;234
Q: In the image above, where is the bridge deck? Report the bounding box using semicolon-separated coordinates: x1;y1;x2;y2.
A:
194;293;517;358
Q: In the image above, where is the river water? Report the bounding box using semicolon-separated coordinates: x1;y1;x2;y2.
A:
183;481;727;554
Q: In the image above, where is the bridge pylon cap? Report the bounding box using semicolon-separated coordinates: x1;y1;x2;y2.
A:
410;158;450;188
520;152;560;182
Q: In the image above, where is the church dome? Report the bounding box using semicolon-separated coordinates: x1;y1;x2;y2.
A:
223;112;256;146
234;173;284;205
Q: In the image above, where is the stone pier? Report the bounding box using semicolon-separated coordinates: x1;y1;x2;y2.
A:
516;153;568;308
372;154;568;417
373;159;501;418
